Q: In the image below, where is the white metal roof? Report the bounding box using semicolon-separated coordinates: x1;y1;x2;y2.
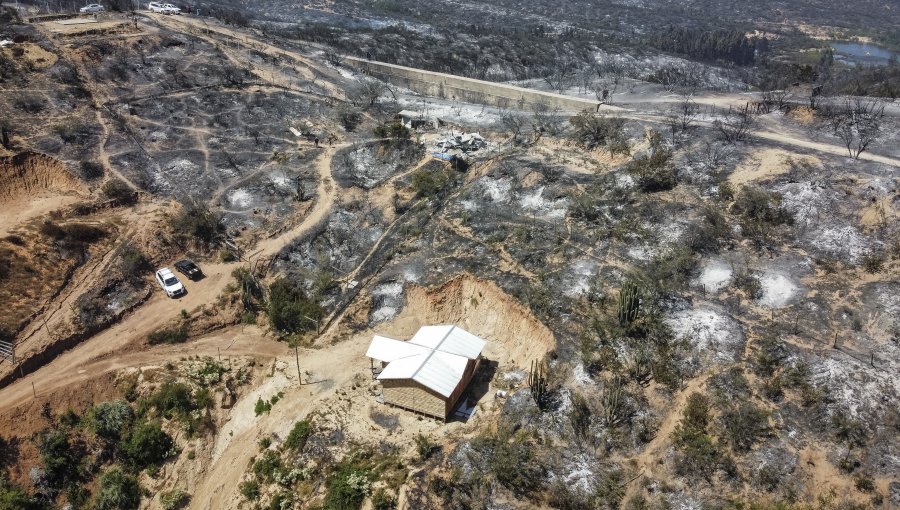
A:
365;335;430;363
409;325;486;359
367;325;486;398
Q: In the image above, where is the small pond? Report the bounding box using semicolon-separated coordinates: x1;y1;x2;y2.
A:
830;41;899;66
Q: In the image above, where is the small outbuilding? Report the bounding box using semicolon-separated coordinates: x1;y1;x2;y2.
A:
397;110;443;130
365;325;485;421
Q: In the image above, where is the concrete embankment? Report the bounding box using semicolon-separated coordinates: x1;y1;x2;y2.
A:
345;57;610;113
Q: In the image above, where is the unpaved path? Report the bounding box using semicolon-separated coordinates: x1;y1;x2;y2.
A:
0;146;341;409
622;373;713;502
148;12;344;99
620;111;900;168
188;333;369;510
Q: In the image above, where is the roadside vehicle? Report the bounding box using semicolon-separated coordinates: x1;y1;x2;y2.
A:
79;4;104;13
148;2;176;14
155;268;185;297
174;259;203;280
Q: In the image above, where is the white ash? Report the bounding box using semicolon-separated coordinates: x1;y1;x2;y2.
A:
666;305;744;362
758;272;799;308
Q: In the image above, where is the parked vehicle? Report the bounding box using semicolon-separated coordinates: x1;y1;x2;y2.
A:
79;4;105;13
155;268;185;297
148;2;177;14
174;259;203;280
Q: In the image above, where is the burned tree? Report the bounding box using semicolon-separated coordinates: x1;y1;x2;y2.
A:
714;103;755;143
570;111;630;155
665;94;699;143
820;97;886;159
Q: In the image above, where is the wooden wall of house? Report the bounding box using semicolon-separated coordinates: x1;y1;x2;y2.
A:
382;379;447;419
444;357;481;417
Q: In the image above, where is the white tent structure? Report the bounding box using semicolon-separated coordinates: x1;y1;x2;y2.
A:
366;325;486;420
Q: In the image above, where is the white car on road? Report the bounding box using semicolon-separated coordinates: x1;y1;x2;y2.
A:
79;4;105;13
149;2;180;14
155;268;185;297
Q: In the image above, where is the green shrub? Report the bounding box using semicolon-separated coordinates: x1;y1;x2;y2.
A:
570;111;629;154
731;186;792;247
194;388;214;410
240;480;260;501
88;400;135;442
267;278;323;335
628;146;677;192
255;398;272;416
644;244;697;290
94;466;141;510
102;178;136;204
861;252;884;274
732;268;762;299
147;325;188;345
471;428;541;495
324;466;372;510
671;393;729;480
170;200;224;249
252;450;283;483
41;221;107;246
147;381;195;421
413;433;437;461
39;427;86;491
753;334;787;377
120;421;174;470
854;474;875;492
720;402;769;452
337;106;362;132
755;465;781;492
832;411;867;448
371;488;396;510
410;167;453;198
731;186;792;225
373;121;410;140
118;244;151;280
284;420;312;451
160;488;189;510
0;476;42;510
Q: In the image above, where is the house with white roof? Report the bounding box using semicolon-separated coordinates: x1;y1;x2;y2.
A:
365;325;486;420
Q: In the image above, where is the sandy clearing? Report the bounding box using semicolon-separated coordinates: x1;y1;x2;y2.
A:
729;148;821;186
0;194;81;236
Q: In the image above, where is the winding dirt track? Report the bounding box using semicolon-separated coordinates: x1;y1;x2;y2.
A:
147;12;344;99
0;145;341;411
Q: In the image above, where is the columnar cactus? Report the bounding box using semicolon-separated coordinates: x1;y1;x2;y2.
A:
529;359;548;410
617;281;641;326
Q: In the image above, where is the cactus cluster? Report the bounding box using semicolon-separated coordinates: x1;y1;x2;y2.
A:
617;281;641;326
529;359;549;409
602;376;625;427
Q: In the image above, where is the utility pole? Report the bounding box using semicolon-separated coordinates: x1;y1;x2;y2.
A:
294;344;301;384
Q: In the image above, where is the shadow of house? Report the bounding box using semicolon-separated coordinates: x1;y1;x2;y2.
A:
366;325;485;421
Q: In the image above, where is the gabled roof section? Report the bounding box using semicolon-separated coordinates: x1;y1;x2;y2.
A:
409;325;486;359
367;325;486;398
366;335;430;363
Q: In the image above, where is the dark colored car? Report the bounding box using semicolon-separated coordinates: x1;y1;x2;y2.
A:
174;259;203;280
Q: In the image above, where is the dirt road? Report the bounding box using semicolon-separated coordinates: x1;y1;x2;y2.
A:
188;332;369;510
147;12;344;99
0;146;341;410
621;111;900;168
